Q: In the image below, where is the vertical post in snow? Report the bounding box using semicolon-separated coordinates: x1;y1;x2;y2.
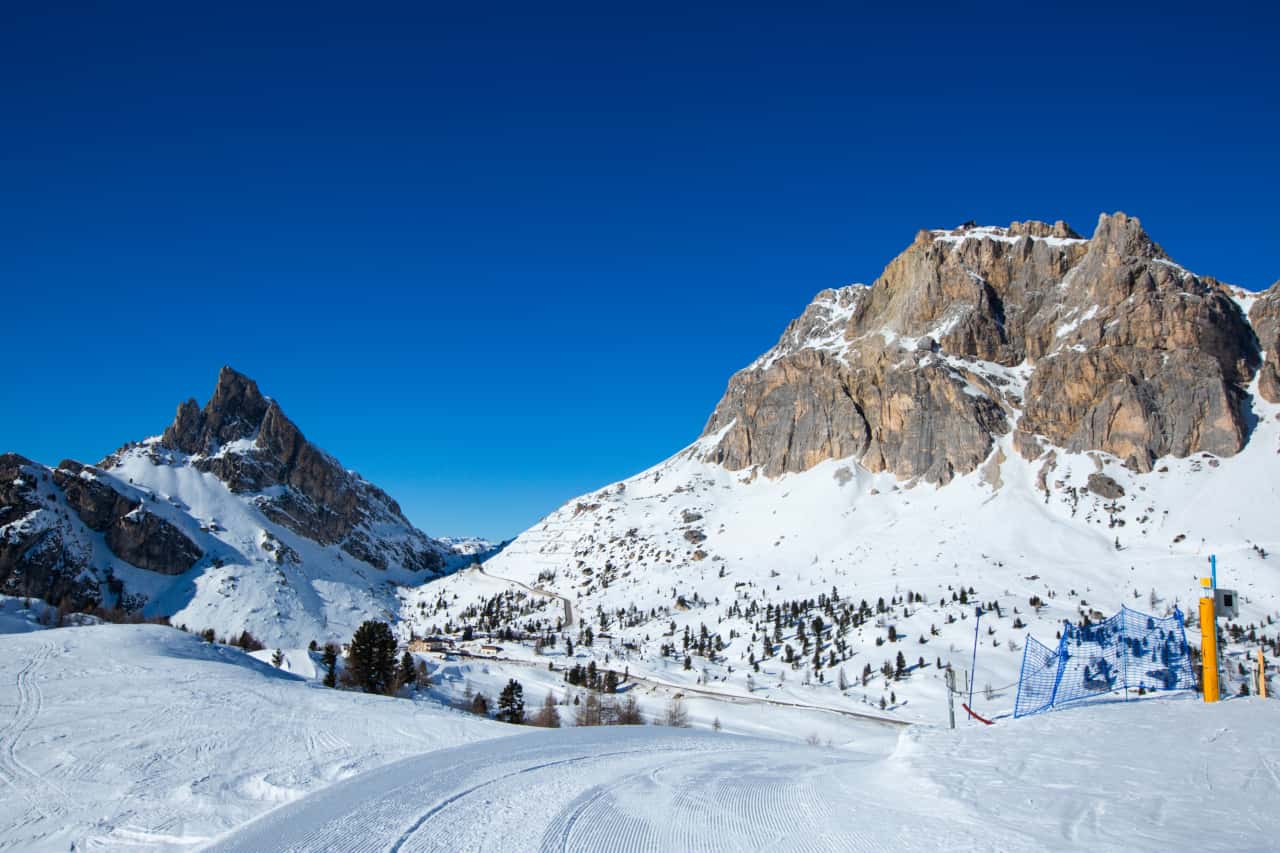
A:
1210;554;1217;591
1200;577;1219;704
968;607;982;713
945;666;956;729
1258;649;1267;699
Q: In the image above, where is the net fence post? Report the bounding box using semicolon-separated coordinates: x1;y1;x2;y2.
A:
1120;605;1130;701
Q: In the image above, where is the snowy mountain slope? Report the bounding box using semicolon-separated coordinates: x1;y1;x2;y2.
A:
210;697;1280;853
0;368;484;647
419;216;1280;725
0;623;501;852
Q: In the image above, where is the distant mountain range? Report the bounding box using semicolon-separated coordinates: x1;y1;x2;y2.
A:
4;213;1278;680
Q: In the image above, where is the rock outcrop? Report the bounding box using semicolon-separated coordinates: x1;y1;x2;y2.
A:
53;460;201;575
0;454;92;607
1251;282;1280;403
702;213;1270;481
0;454;203;607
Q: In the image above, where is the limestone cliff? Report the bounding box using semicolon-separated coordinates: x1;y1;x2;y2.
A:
703;213;1268;480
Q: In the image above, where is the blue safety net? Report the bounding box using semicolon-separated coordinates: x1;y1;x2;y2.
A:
1014;605;1194;718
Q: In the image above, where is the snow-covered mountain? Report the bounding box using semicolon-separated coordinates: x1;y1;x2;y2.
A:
0;367;486;646
423;213;1280;722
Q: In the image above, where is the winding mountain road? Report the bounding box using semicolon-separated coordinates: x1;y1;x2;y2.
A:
476;565;574;628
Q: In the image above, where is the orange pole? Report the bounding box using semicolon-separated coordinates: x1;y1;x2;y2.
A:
1199;592;1219;703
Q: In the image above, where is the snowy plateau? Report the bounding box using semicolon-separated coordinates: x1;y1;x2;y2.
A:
3;215;1280;851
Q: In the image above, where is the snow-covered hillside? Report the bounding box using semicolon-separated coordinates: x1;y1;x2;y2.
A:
421;403;1279;724
417;224;1280;725
0;623;501;851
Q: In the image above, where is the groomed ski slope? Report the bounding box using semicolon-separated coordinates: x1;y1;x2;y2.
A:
0;623;501;852
210;698;1280;853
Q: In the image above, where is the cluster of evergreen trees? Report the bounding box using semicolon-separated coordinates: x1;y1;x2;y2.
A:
463;677;690;730
336;620;429;696
563;660;621;693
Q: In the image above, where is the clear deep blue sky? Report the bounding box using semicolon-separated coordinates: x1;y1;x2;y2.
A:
3;3;1277;540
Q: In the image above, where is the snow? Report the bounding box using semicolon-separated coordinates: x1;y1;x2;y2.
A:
931;225;1087;248
1055;304;1099;338
0;624;501;851
748;285;866;371
1226;284;1260;319
208;697;1280;852
0;597;57;634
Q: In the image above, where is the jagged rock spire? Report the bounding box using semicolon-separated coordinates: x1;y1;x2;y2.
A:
161;366;270;455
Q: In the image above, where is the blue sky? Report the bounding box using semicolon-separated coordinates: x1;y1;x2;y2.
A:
3;3;1277;540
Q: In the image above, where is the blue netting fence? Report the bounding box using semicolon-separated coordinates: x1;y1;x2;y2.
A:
1014;605;1195;718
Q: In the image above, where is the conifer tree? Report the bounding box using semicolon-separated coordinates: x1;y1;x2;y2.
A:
346;620;398;695
398;650;416;690
322;643;338;688
498;679;526;724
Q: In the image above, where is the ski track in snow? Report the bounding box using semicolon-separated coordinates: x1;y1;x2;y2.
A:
0;642;70;832
208;730;910;853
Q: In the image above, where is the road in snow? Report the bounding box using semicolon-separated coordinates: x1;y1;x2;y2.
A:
476;565;574;628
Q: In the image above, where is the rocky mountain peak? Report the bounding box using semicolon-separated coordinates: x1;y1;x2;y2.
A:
128;367;446;573
161;365;271;455
702;212;1271;483
1087;211;1165;262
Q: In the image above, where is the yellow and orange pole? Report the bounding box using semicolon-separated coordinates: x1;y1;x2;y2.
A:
1258;649;1267;699
1199;577;1219;703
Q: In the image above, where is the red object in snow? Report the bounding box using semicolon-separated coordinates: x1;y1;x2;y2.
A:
962;703;994;725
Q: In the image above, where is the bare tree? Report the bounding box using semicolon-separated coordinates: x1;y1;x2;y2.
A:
574;692;604;726
532;692;561;728
614;693;644;725
663;695;690;728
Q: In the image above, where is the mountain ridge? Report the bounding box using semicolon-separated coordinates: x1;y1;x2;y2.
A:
703;212;1275;485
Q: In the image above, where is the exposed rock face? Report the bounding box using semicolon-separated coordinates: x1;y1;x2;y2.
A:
0;454;91;606
703;213;1270;481
1251;282;1280;403
1016;214;1257;470
0;454;202;606
1;453;200;606
145;366;444;572
52;460;139;532
53;460;201;576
